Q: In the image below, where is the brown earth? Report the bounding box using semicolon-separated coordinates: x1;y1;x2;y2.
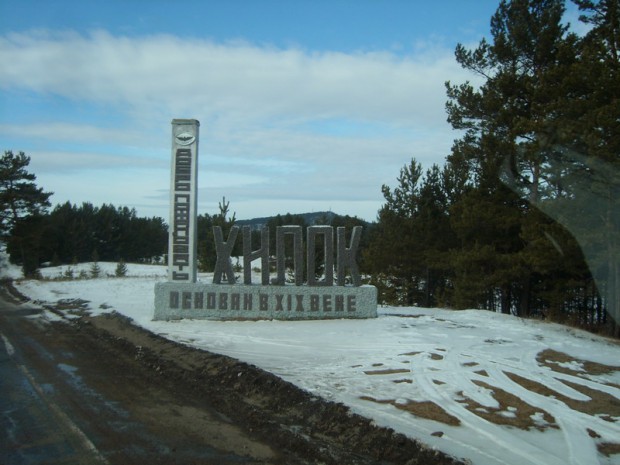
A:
1;281;463;465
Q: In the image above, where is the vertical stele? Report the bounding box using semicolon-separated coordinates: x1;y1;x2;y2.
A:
168;119;199;283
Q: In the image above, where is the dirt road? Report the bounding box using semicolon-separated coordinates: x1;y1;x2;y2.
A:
0;283;462;465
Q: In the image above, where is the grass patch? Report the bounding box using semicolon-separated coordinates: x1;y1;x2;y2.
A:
537;349;619;377
598;442;620;457
506;371;620;419
563;380;620;419
360;396;460;426
363;368;411;376
457;380;557;431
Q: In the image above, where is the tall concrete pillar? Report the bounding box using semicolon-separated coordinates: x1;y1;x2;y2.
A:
168;119;199;283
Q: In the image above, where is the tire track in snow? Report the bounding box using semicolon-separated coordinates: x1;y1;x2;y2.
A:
483;366;617;465
412;348;568;465
513;346;620;447
463;343;618;465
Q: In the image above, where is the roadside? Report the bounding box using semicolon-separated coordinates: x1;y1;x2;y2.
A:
1;281;462;465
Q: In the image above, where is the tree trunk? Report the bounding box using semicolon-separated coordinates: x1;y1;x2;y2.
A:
500;286;511;315
425;267;430;307
518;273;532;318
606;193;619;337
612;259;620;338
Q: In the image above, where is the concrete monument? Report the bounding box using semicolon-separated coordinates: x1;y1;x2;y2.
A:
154;119;377;321
168;119;199;283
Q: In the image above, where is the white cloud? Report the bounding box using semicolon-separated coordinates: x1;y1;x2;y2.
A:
1;31;463;123
0;123;155;147
0;30;474;221
26;149;165;173
33;163;169;214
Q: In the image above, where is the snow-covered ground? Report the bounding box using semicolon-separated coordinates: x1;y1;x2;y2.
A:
6;260;620;465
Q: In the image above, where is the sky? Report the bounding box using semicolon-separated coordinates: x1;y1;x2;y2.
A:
0;1;585;222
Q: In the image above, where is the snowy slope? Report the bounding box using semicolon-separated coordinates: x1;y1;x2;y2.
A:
8;262;620;465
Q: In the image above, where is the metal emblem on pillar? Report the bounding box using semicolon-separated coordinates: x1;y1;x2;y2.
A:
168;119;199;283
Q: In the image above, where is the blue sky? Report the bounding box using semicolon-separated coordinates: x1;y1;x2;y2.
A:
0;1;582;222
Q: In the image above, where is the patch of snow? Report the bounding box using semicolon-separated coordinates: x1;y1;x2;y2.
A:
0;244;23;279
10;263;620;465
553;360;587;372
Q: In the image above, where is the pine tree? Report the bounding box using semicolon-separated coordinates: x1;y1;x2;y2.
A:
197;213;216;272
90;249;101;278
0;151;53;277
0;151;52;236
496;0;620;333
538;0;620;334
366;159;457;306
447;184;526;312
197;197;238;272
365;159;423;305
115;259;128;277
444;0;579;315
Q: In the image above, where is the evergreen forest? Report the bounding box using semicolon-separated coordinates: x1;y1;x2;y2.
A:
364;0;620;336
5;199;168;273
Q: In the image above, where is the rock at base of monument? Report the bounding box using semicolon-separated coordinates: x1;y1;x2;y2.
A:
153;282;378;321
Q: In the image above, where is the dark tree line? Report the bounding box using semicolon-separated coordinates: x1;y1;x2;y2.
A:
262;212;370;282
365;0;619;336
6;201;168;272
197;202;370;282
0;151;169;275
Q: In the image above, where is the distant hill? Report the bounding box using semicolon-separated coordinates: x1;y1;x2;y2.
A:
236;211;372;231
